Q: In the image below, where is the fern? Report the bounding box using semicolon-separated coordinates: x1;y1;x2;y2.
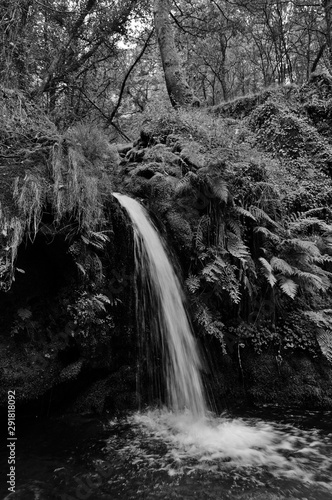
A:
194;303;225;347
227;232;249;262
317;330;332;363
285;239;321;259
294;270;327;291
259;257;277;287
234;206;257;221
202;255;241;303
314;254;332;264
202;256;227;282
278;276;298;299
227;219;242;237
195;215;210;251
211;178;229;204
249;206;278;227
303;309;332;328
175;171;198;196
186;274;200;294
288;217;332;234
270;256;294;275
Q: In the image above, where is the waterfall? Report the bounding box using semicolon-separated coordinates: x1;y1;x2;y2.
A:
113;193;206;417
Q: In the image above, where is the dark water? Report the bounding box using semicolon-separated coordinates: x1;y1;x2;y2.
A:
1;408;332;500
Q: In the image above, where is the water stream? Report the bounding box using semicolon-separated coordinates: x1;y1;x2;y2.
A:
1;195;332;499
113;193;206;416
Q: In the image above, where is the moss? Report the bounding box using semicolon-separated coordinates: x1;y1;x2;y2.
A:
210;84;299;119
240;352;332;408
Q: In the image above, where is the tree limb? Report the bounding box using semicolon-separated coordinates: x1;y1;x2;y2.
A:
75;86;132;141
108;28;154;124
311;42;327;72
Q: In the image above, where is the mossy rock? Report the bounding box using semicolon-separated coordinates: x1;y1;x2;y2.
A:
242;352;332;408
249;101;332;173
129;162;181;179
210;85;299;119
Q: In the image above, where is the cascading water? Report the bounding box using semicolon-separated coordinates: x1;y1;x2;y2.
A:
3;196;332;500
106;193;332;500
113;193;206;416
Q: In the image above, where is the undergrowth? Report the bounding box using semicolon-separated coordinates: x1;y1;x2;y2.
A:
0;88;117;290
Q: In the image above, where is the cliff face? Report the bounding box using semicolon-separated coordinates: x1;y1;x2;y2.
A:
1;75;332;415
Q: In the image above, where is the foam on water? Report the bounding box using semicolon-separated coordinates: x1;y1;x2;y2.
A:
126;409;332;490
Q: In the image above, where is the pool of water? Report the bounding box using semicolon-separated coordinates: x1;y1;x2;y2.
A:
1;408;332;500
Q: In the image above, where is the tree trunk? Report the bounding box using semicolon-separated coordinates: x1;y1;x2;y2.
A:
153;0;199;107
323;0;332;67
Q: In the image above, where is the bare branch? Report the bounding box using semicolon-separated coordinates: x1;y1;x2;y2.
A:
108;29;155;123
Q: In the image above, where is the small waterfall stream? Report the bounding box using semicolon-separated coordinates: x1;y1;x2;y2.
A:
113;193;206;416
2;195;332;499
108;194;332;500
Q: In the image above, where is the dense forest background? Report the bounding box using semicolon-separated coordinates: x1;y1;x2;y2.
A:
3;0;332;131
1;0;332;412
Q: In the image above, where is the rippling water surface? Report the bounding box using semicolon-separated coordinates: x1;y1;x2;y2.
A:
1;408;332;500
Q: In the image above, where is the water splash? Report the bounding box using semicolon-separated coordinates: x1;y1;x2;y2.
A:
127;409;332;493
113;193;206;416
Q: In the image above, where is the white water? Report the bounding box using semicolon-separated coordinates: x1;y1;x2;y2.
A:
113;193;206;416
126;409;332;493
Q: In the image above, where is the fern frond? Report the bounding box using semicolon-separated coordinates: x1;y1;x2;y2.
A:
294;270;327;291
288;217;332;233
314;254;332;264
270;256;294;275
285;239;321;258
186;274;200;294
227;219;242;237
227;232;249;261
202;256;226;282
259;257;277;287
211;178;229;204
194;304;225;346
303;310;332;328
249;206;278;227
174;171;197;195
195;215;210;251
278;276;298;299
234;206;257;221
317;330;332;363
